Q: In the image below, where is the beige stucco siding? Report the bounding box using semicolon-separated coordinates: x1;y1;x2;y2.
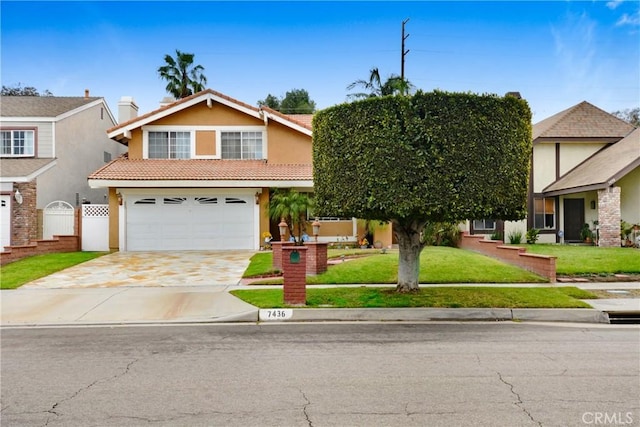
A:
533;143;556;192
127;128;144;159
559;143;607;176
267;121;312;164
619;167;640;225
196;131;216;156
153;103;263;127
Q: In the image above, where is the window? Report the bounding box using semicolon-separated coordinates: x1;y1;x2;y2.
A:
148;131;190;159
1;130;35;157
534;198;555;229
473;219;496;231
221;131;262;159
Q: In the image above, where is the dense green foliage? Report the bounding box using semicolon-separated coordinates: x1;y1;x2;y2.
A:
313;91;532;223
259;89;316;114
157;49;207;99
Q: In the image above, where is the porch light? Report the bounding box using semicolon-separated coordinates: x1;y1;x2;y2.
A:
255;192;260;205
278;218;288;241
14;189;22;205
312;218;321;242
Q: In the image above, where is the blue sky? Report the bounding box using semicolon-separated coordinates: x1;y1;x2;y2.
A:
1;1;638;121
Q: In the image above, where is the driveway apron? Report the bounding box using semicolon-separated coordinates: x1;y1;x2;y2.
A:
21;251;255;289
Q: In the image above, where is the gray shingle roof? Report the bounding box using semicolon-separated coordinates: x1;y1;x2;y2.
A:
533;101;635;140
0;158;57;179
543;128;640;195
0;96;101;117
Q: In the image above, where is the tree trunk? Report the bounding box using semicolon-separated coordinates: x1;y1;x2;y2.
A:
393;219;427;293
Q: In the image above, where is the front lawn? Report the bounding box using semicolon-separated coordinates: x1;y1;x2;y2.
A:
517;244;640;275
245;247;547;284
231;286;596;309
0;252;107;290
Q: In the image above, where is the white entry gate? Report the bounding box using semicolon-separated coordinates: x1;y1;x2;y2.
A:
81;204;109;251
43;201;75;239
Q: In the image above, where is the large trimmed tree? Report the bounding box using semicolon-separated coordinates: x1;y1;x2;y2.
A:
313;91;532;292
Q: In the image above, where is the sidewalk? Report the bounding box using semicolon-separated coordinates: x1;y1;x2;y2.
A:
1;282;638;327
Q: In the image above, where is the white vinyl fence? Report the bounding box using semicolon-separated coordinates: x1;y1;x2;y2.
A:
43;201;75;239
81;204;109;251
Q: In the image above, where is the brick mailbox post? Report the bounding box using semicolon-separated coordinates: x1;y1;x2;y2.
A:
271;241;295;271
281;245;307;306
304;241;328;275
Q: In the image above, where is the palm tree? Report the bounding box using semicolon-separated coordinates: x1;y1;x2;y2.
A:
346;67;413;100
269;189;314;244
157;50;207;99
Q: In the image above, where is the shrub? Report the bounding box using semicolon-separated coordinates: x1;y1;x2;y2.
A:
507;230;523;244
526;228;539;244
423;222;462;247
490;231;503;241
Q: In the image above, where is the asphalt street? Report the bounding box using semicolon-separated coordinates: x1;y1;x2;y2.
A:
1;322;639;427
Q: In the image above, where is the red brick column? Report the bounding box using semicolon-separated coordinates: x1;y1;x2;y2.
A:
304;242;328;275
598;187;621;247
271;241;295;271
282;246;307;306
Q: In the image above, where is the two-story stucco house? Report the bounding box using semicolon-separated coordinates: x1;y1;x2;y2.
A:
470;101;638;247
88;89;359;252
0;92;127;249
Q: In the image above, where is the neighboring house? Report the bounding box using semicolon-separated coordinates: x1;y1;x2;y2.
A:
88;89;358;252
470;101;639;247
0;92;126;249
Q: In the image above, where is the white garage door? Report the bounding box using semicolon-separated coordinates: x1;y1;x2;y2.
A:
126;194;254;251
1;195;10;251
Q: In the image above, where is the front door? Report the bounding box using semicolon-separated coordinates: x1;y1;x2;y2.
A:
563;199;584;242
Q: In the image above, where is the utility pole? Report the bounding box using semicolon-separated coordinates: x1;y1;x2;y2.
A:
401;18;410;83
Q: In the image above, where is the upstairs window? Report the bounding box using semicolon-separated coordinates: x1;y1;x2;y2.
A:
221;131;262;159
534;198;555;229
148;131;190;159
1;130;35;157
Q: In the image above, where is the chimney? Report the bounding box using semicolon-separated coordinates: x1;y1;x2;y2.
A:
118;96;138;123
160;96;176;107
84;89;90;98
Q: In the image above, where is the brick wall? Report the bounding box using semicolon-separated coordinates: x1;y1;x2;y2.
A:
12;181;37;246
271;241;295;270
304;242;328;275
282;246;307;306
598;187;621;247
459;234;556;282
1;235;80;265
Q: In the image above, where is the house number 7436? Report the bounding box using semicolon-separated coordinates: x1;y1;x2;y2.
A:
259;309;293;321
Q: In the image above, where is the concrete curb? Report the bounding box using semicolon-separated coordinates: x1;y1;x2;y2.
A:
257;307;611;324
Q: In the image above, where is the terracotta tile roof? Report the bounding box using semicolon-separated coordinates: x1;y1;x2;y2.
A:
89;157;313;181
533;101;635;140
0;96;101;117
286;114;314;129
107;89;261;133
543;128;640;195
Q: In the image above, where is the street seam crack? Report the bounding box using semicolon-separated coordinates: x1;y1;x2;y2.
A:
42;358;140;427
497;372;542;427
300;389;313;427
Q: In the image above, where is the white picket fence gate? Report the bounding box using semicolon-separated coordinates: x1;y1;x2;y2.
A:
43;201;75;239
81;204;109;251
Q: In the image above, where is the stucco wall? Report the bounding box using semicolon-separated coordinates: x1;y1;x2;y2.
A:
619;166;640;225
37;102;124;208
267;121;312;164
559;143;607;175
532;143;556;192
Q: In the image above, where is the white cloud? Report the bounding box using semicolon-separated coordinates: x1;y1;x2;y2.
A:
606;0;624;10
616;11;640;26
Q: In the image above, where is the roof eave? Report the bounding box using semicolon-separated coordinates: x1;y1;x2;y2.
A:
88;178;314;189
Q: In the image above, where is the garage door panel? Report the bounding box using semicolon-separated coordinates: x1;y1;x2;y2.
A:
126;194;255;251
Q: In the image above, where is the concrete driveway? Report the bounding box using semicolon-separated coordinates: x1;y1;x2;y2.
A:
1;251;260;326
21;250;255;289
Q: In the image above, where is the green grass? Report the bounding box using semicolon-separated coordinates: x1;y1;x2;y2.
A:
0;252;107;290
243;252;281;278
516;244;640;275
245;247;546;284
230;286;597;309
